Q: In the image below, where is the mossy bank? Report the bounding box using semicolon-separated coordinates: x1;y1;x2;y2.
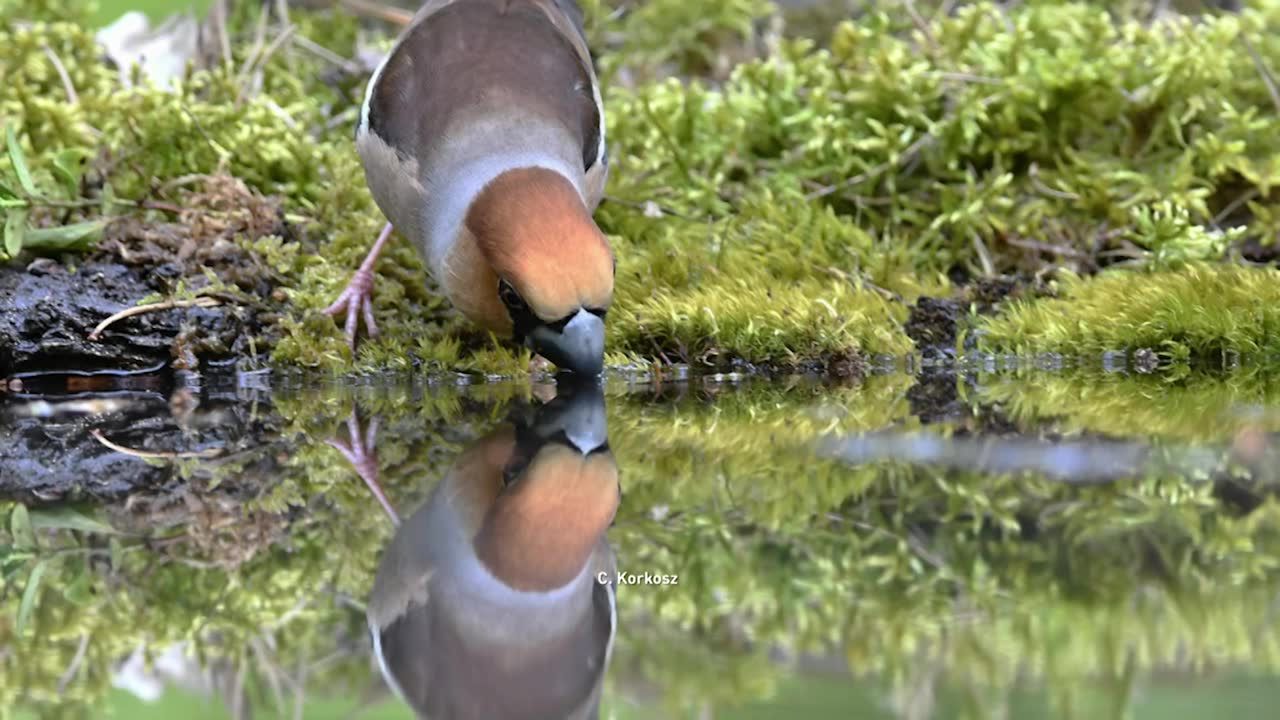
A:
2;0;1279;377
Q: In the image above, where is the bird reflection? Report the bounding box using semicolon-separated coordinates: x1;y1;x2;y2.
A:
364;377;619;719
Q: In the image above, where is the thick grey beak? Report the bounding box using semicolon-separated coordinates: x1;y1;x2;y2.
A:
527;309;605;376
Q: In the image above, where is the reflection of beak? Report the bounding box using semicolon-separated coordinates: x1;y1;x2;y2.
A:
526;309;604;376
536;375;607;455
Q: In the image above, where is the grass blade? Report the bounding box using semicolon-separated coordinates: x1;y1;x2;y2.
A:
24;219;109;252
17;559;49;634
9;504;36;550
29;506;121;535
4;125;39;197
4;207;27;259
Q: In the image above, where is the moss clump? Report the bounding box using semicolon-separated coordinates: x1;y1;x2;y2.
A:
600;3;1280;275
976;263;1280;361
4;1;1280;373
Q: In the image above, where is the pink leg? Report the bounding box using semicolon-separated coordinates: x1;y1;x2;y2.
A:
325;222;395;351
326;408;400;525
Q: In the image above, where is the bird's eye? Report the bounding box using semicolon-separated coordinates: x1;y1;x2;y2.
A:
498;278;526;312
498;278;540;339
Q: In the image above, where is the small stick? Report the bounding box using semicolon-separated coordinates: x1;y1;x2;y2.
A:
340;0;414;26
91;429;223;459
56;635;90;693
291;34;361;74
41;44;78;104
88;297;221;340
1240;33;1280;115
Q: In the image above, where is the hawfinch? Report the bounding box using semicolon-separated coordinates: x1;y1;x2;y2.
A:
327;0;613;375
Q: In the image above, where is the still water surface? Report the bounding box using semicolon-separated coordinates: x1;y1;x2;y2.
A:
2;360;1279;719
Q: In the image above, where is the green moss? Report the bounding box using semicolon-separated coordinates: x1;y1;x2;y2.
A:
582;0;775;83
4;0;1280;372
977;263;1280;360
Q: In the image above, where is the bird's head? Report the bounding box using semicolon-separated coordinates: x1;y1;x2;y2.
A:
466;166;613;376
471;377;617;592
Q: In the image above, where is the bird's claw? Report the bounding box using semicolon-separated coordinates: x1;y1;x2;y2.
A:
327;409;398;523
324;268;379;351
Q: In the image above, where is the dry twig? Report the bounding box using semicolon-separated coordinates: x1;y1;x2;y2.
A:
88;296;222;340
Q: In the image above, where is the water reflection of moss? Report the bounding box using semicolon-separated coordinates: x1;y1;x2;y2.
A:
610;461;1280;718
5;380;1280;718
976;366;1280;441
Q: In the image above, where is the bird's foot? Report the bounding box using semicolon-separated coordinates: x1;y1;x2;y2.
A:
324;268;379;351
327;408;399;524
528;354;555;378
325;222;395;352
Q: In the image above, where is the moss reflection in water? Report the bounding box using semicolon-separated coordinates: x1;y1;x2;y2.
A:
1;369;1279;719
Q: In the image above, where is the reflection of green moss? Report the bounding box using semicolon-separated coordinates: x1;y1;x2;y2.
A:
608;374;914;529
610;458;1280;718
6;377;1280;718
976;366;1280;441
978;265;1280;361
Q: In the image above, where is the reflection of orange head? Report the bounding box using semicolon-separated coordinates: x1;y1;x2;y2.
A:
473;444;619;592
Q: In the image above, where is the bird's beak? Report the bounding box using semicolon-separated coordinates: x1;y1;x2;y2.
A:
526;309;605;376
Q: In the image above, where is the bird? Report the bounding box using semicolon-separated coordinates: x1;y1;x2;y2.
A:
326;0;614;376
365;377;620;718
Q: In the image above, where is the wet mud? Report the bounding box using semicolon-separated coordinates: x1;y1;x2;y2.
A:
0;369;283;505
0;174;289;376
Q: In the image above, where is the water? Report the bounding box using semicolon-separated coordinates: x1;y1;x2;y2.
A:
2;360;1279;719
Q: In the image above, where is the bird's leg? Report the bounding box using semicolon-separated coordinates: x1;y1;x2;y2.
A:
528;354;555;378
325;222;395;351
326;407;400;525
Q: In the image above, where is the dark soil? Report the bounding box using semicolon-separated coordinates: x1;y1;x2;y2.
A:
904;297;961;351
0;174;289;377
907;367;965;424
0;261;231;374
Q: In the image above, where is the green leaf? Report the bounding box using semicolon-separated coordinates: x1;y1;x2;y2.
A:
51;148;88;198
62;564;93;605
2;548;36;582
16;558;49;634
10;504;35;550
100;181;116;214
108;537;124;569
23;219;109;252
29;506;121;535
4;207;27;259
4;125;38;197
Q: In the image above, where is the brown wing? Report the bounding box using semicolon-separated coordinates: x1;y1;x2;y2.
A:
364;0;603;174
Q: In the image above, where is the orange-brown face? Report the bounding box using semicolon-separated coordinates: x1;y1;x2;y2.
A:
467;167;614;322
464;167;613;375
472;443;619;592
